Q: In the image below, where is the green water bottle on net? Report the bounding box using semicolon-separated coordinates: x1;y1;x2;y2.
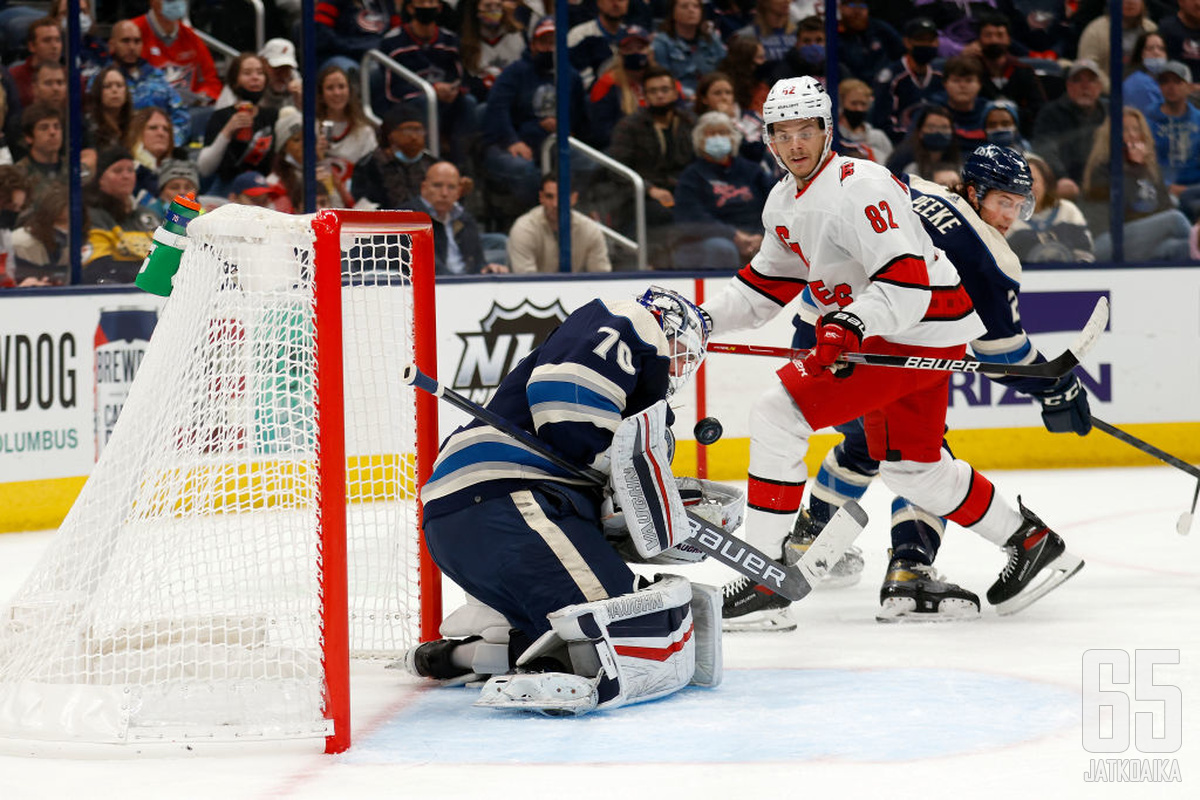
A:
135;192;202;296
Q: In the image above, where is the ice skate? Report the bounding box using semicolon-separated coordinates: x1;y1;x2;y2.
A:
402;636;479;681
876;555;980;623
785;508;865;588
987;499;1084;615
721;574;795;632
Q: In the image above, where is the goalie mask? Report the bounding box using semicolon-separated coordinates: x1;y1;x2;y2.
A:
637;286;711;397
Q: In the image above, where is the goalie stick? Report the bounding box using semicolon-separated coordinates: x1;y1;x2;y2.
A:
1090;416;1199;536
708;296;1109;380
401;364;866;600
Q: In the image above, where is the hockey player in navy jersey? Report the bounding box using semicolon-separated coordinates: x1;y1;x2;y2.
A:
704;78;1084;632
764;145;1094;626
406;287;724;715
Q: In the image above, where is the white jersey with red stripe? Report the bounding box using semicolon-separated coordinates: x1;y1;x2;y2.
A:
703;153;985;348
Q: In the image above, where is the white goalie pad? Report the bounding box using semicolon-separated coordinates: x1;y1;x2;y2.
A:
609;400;688;560
475;575;703;715
439;594;511;644
689;582;723;688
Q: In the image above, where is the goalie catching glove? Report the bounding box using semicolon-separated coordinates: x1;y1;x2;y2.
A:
603;477;745;565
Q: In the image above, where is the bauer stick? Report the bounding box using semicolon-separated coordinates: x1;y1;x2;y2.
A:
708;296;1109;380
1089;416;1199;536
401;364;867;600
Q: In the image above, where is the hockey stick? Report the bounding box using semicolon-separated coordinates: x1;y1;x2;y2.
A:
708;296;1109;380
1090;415;1199;536
401;364;867;600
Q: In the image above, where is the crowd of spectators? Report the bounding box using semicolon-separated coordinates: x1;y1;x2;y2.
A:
1;0;1199;287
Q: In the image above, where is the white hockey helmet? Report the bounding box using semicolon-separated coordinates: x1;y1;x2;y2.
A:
637;286;712;397
762;76;834;176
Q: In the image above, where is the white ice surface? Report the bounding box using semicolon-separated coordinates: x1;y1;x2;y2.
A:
0;467;1196;800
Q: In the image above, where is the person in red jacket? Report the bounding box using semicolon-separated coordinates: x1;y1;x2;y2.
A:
134;0;222;106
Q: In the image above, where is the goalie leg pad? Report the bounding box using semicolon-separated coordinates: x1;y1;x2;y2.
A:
689;582;723;688
478;575;698;715
551;574;696;709
439;593;513;644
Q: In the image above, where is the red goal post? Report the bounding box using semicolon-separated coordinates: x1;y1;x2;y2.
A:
0;207;440;754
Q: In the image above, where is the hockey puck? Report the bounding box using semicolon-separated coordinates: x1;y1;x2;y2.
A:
694;417;723;446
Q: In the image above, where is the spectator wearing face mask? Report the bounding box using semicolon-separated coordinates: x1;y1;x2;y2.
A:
872;17;945;143
766;16;851;87
885;103;962;181
606;65;696;264
587;26;655;150
1124;31;1170;118
967;13;1046;140
670;110;773;270
352;105;437;209
981;99;1030;151
838;78;892;164
49;0;108;88
134;0;223;106
1076;0;1159;78
481;17;587;211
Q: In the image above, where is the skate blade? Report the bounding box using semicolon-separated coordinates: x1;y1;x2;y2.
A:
876;596;980;623
722;608;797;633
994;552;1085;616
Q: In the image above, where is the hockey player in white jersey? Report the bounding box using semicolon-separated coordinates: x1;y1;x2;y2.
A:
782;145;1093;624
703;76;1084;631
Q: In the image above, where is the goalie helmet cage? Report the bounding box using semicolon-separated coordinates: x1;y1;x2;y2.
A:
0;206;440;754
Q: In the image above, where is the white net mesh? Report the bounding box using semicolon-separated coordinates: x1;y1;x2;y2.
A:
0;206;432;744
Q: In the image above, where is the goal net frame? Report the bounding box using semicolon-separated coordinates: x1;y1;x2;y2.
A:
0;207;441;754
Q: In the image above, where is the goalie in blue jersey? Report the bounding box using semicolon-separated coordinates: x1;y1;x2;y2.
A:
406;287;727;716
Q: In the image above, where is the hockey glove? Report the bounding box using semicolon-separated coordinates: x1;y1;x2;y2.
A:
803;310;865;378
1036;374;1091;436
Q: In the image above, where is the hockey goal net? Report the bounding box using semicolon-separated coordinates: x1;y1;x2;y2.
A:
0;206;439;753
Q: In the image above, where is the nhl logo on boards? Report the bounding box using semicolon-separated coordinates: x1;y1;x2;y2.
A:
452;299;569;402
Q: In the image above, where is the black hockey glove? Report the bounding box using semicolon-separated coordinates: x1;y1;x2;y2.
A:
1036;374;1091;436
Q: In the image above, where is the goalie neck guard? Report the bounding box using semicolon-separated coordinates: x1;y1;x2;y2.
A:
637;286;711;398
